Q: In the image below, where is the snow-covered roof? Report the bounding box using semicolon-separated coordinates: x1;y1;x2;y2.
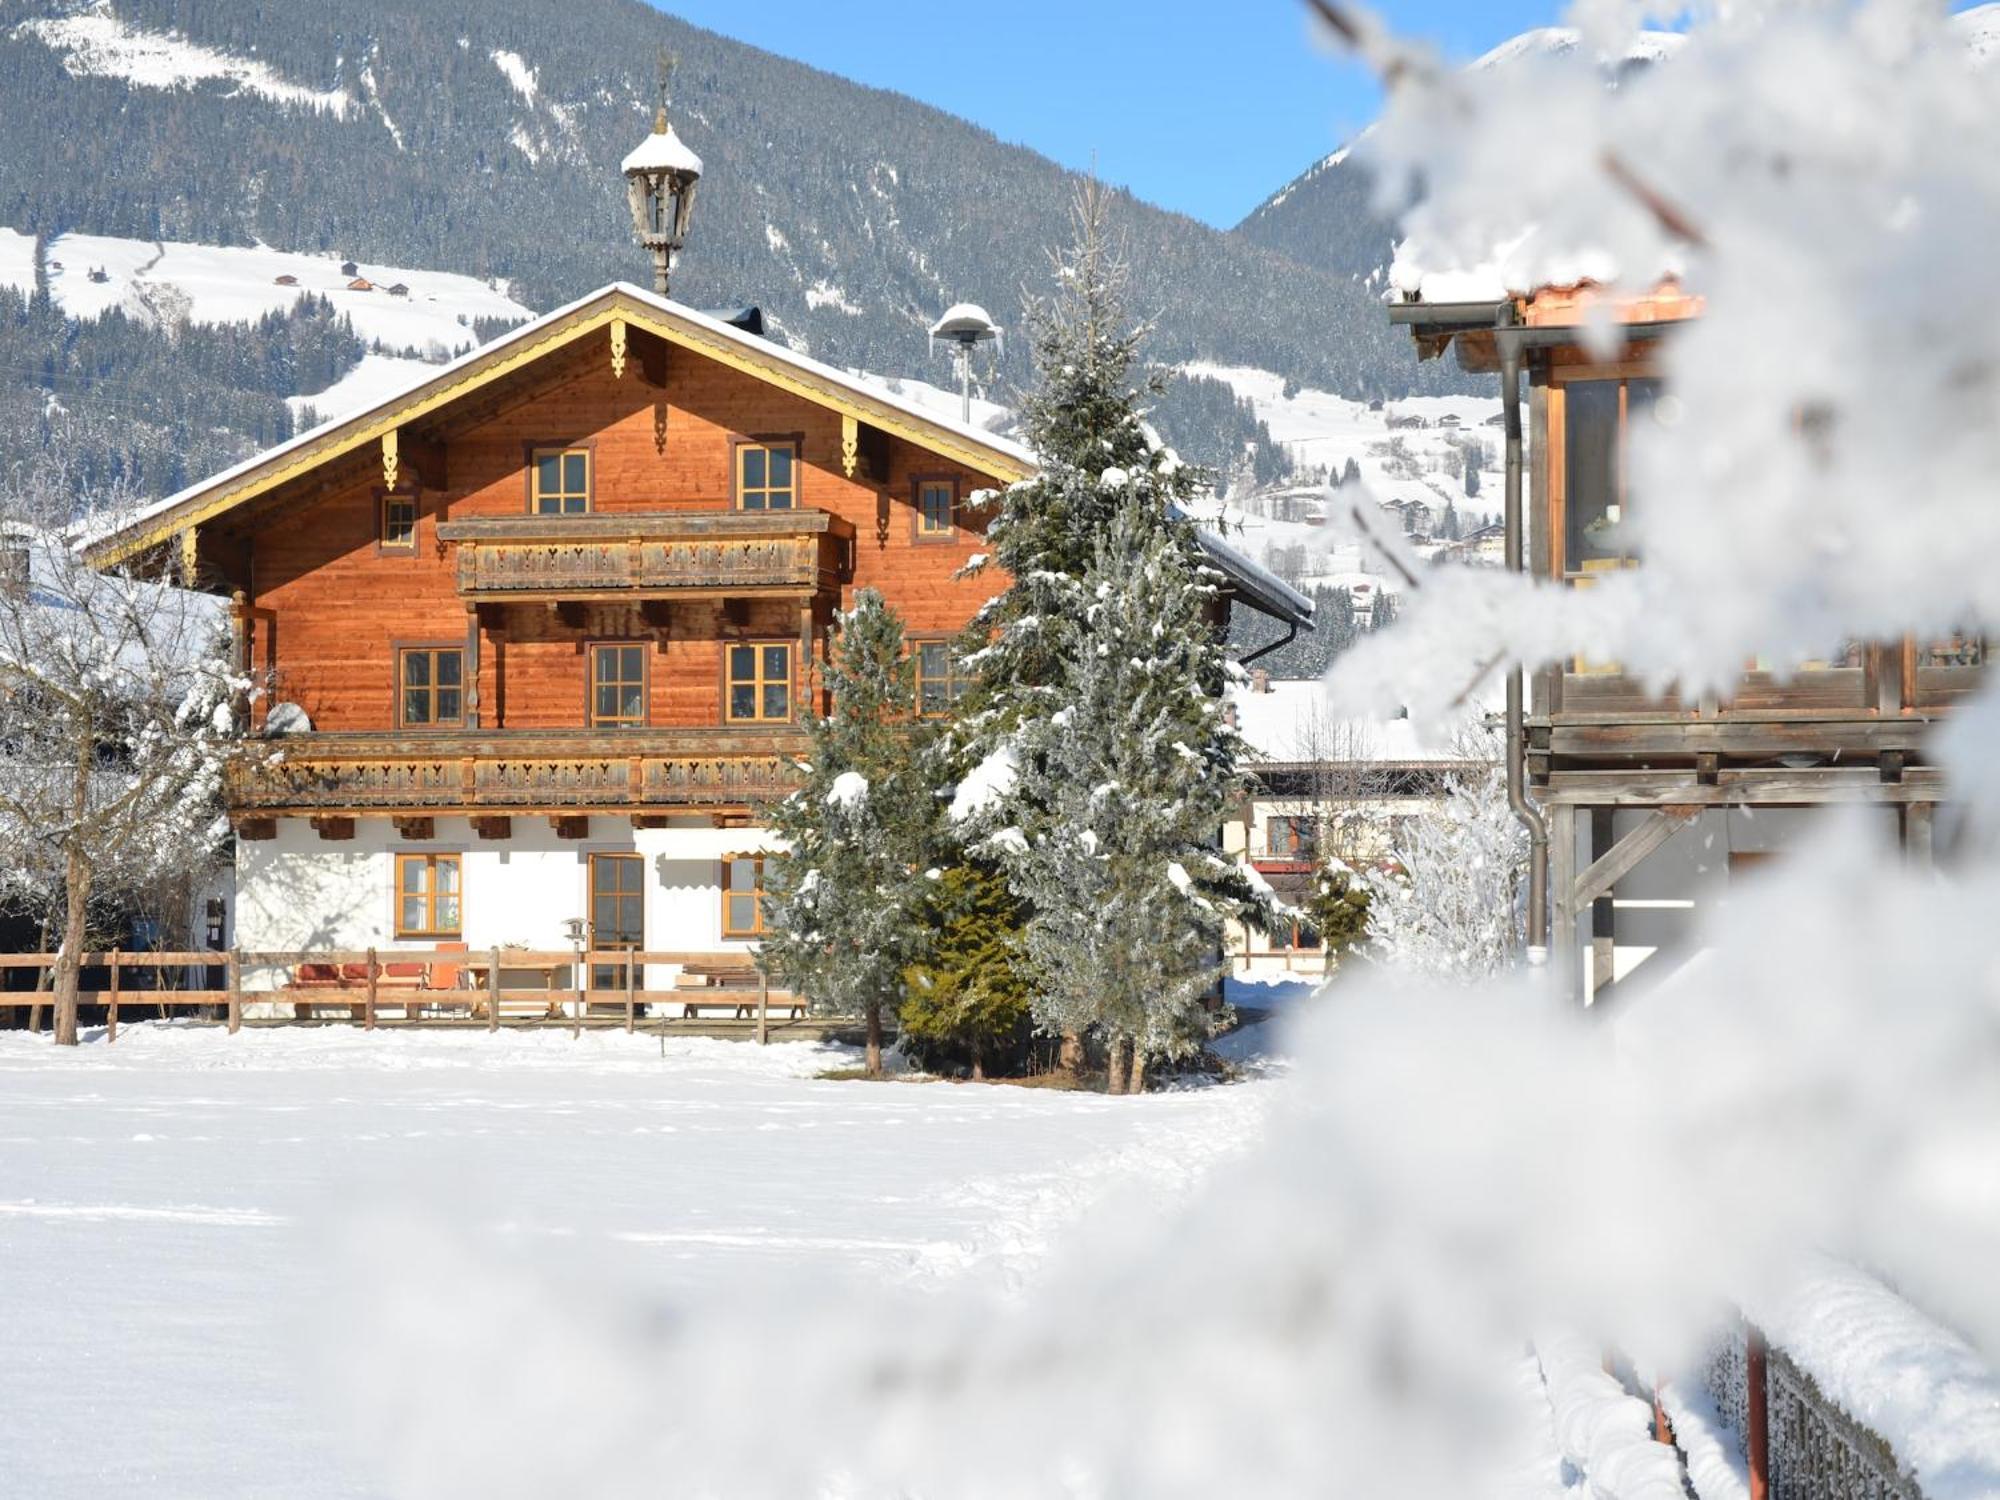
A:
620;119;702;177
1230;679;1487;767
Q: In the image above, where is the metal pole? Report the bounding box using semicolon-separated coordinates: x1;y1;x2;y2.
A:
1499;327;1550;961
958;344;972;424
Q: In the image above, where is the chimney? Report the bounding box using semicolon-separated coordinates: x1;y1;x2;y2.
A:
1251;668;1271;694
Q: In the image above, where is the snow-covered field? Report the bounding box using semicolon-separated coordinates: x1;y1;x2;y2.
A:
0;1025;1273;1498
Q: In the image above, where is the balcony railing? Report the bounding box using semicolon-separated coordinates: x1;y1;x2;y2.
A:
436;509;852;601
230;728;806;815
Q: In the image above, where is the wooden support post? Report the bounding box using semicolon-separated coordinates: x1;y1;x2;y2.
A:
107;950;120;1044
1589;808;1616;1002
364;946;378;1031
625;954;637;1034
757;972;769;1046
1904;801;1935;870
573;952;584;1040
1550;802;1580;1005
1746;1329;1770;1500
487;946;502;1032
464;604;481;731
1570;806;1699;913
226;950;241;1035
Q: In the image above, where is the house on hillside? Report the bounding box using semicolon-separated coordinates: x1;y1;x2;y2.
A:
386;283;410;299
340;260;359;277
80;110;1312;1015
1223;672;1487;979
346;278;374;293
1390;279;1974;1005
274;274;300;287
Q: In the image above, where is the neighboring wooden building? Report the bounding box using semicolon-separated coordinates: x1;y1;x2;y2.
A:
1391;283;1977;1004
83;282;1311;997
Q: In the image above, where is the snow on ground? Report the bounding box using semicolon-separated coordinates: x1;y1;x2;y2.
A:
0;1024;1273;1498
287;353;439;424
32;230;531;355
13;5;356;117
0;226;35;296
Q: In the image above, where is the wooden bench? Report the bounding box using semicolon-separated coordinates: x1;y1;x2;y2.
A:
287;960;437;1020
673;959;805;1021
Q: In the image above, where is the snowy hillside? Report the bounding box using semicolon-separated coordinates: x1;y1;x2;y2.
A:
15;230;532;356
1182;362;1503;608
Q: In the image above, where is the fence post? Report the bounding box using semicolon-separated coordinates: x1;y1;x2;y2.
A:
625;954;637;1035
487;947;501;1032
1747;1327;1770;1500
363;947;377;1031
757;973;769;1046
107;950;120;1044
226;950;241;1035
573;951;585;1040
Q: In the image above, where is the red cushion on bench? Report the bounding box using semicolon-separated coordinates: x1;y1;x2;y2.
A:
294;963;344;985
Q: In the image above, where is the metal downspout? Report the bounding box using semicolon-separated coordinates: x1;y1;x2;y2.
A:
1499;329;1550;960
1240;619;1299;666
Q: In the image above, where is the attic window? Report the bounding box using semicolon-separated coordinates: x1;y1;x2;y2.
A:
380;491;418;550
531;447;591;515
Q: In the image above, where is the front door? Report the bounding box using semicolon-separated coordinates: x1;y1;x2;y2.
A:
588;853;644;990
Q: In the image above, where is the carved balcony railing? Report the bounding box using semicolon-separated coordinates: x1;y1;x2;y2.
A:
436;510;853;601
229;728;806;816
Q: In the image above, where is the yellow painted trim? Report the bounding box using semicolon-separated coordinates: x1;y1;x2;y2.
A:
840;414;859;479
87;290;1031;568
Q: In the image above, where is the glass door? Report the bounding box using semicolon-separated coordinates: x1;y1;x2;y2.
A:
588;853;644;991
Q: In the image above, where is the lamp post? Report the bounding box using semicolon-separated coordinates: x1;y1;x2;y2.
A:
622;107;702;297
563;915;588;1032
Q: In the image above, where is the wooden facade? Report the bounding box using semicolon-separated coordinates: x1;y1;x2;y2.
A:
1393;283;1976;1003
91;284;1308;839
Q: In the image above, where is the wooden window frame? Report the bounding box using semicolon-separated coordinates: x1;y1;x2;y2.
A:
720;853;767;939
395;643;466;730
585;639;650;730
523;440;595;516
722;639;795;724
1265;815;1316;859
376;486;420;554
910;473;960;543
394;851;463;939
587;851;645;985
730;433;804;512
910;636;968;718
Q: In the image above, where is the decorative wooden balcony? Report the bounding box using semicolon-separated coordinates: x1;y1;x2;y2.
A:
229;728;806;819
435;510;853;602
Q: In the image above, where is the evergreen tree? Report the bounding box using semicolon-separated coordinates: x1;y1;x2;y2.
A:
758;589;936;1076
1441;500;1462;542
1342;455;1362;486
1305;859;1372;964
989;494;1277;1092
900;861;1033;1079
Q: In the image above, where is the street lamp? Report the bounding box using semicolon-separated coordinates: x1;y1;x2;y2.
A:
622;107;702;297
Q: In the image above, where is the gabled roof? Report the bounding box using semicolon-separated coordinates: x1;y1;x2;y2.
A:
80;282;1038;568
77;281;1310;627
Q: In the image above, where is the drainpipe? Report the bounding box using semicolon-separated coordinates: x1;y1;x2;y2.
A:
1499;326;1549;961
1240;619;1299;666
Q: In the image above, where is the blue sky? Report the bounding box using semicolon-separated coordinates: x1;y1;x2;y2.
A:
646;2;1586;228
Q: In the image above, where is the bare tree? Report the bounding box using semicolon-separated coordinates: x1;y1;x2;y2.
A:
0;489;245;1045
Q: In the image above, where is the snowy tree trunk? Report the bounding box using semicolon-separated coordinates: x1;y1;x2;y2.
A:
51;845;90;1048
1106;1035;1131;1096
864;1001;883;1079
970;1033;985;1082
1128;1048;1148;1095
1058;1029;1084;1081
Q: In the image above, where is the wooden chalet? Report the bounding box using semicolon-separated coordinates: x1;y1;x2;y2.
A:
1392;283;1977;1004
82;278;1310;1002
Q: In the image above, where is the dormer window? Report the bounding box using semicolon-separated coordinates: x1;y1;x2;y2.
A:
531;446;591;515
735;440;796;511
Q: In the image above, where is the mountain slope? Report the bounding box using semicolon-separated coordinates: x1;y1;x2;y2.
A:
0;0;1440;402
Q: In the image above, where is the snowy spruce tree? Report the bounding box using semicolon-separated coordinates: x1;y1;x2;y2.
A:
758;590;936;1077
955;183;1276;1089
984;495;1277;1092
900;860;1033;1080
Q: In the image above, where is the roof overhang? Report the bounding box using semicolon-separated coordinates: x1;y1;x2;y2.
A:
80;283;1037;569
1388;289;1698;372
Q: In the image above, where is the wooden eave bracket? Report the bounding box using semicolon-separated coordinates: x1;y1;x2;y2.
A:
1569;804;1700;911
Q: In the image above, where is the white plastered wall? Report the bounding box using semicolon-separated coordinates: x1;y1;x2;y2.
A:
236;816;784;991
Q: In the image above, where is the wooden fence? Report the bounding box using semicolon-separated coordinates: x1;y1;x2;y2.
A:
0;947;809;1045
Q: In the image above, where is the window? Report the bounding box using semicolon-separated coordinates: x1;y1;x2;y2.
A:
1266;815;1317;859
380;491;417;550
736;441;796;511
531;447;591;515
915;478;956;539
588;643;648;728
399;647;464;728
588;852;644;988
1563;378;1660;577
395;853;461;938
722;855;766;938
913;640;969;717
726;642;793;722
